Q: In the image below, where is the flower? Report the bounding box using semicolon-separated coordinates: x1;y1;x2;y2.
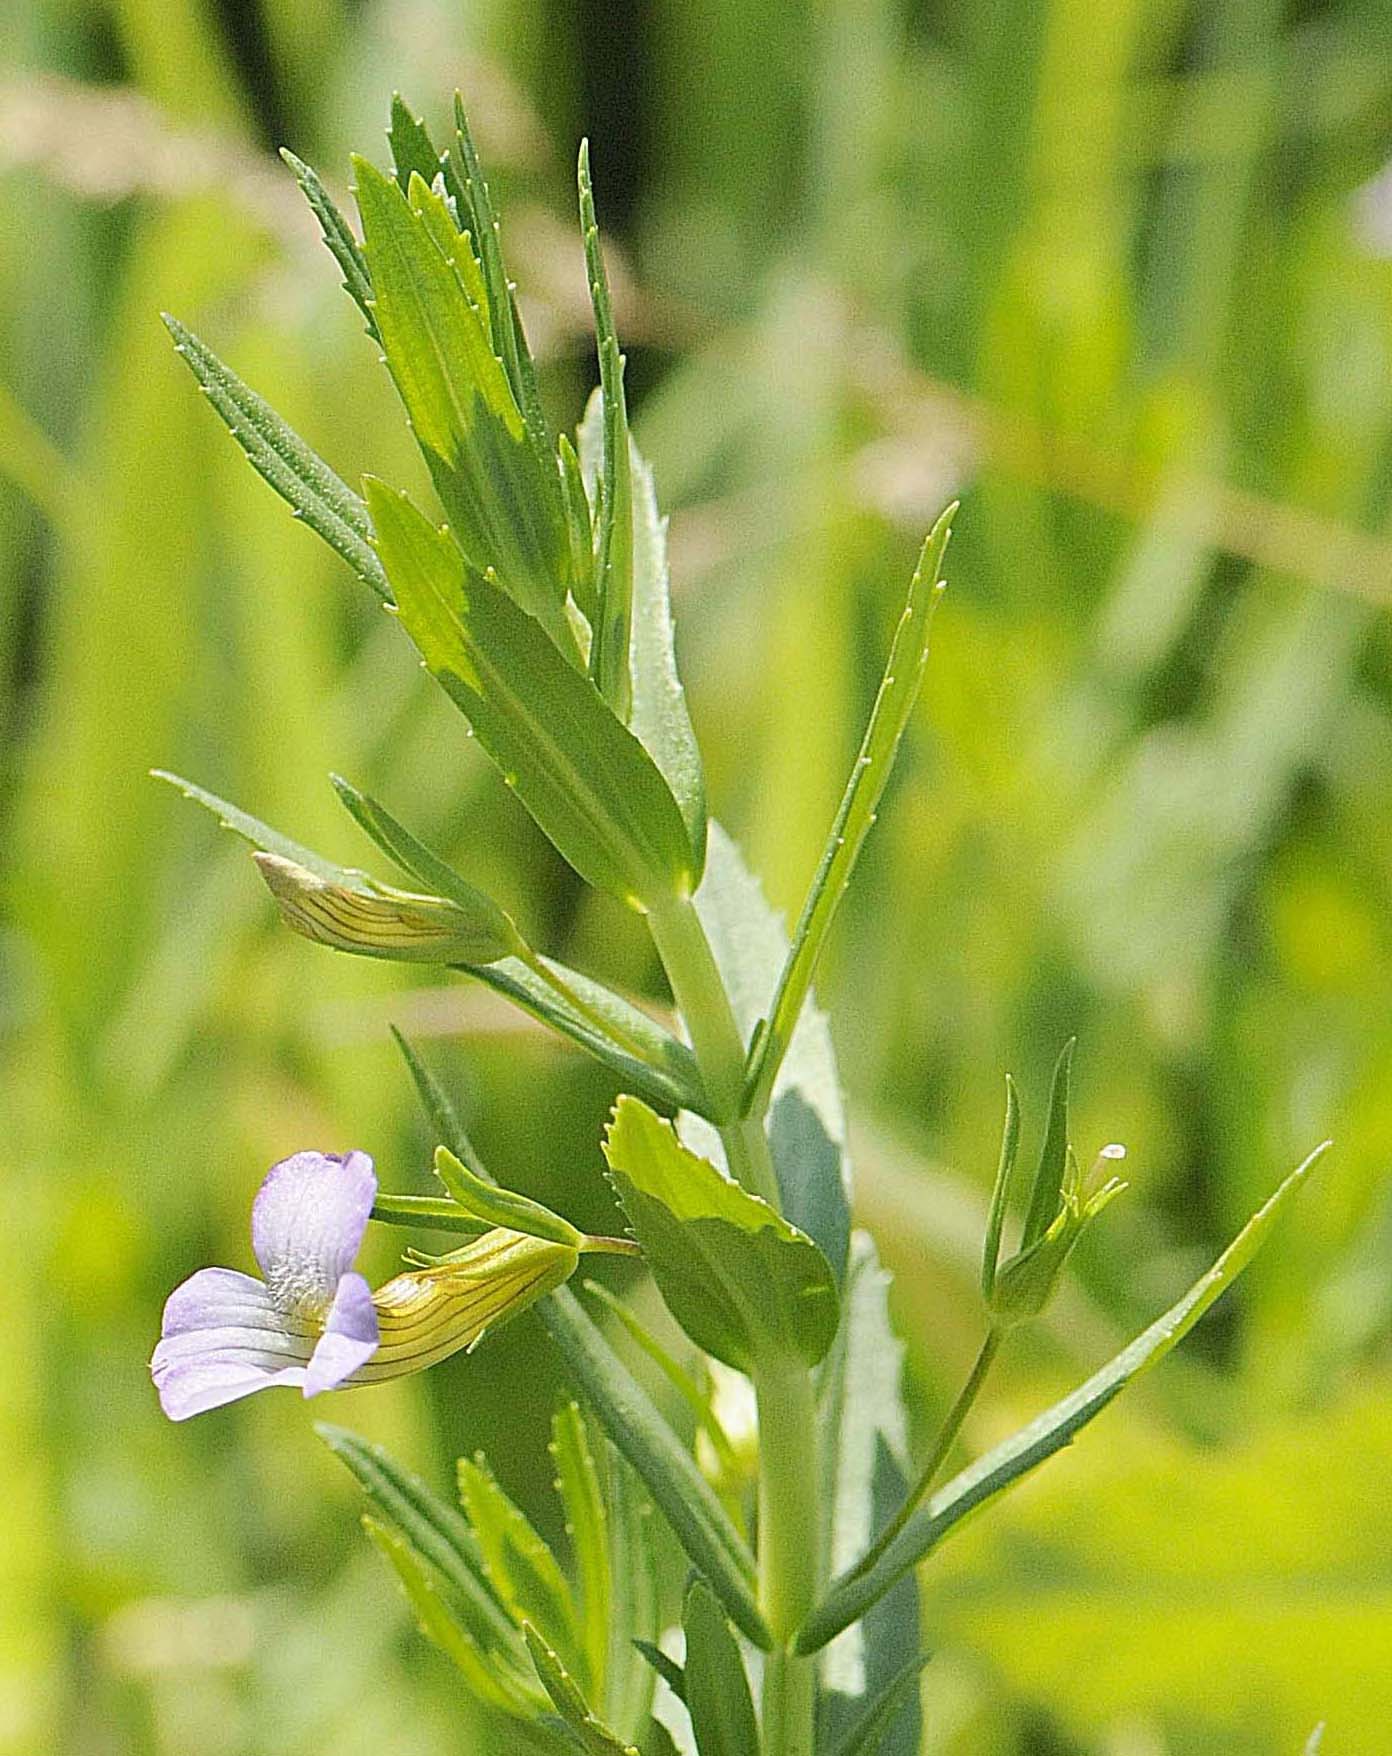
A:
151;1151;578;1420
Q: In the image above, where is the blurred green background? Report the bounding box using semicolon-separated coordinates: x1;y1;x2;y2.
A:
4;0;1392;1750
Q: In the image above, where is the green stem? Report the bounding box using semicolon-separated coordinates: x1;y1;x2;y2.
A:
519;945;656;1069
645;893;818;1755
851;1327;1002;1582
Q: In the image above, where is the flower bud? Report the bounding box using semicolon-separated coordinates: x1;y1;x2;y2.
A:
254;852;516;965
990;1144;1126;1327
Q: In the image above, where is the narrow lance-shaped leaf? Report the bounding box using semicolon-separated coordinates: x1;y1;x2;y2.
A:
743;506;954;1116
550;1403;611;1698
980;1075;1021;1302
828;1656;932;1756
459;1453;582;1675
536;1289;768;1650
367;477;696;909
603;1448;658;1737
390;1027;491;1179
361;1515;542;1715
388;92;443;193
578;142;634;720
279;148;377;337
523;1624;640;1756
603;1095;840;1371
682;1579;761;1756
162;318;389;600
796;1142;1331;1652
316;1425;519;1654
435;1146;581;1247
353;157;573;648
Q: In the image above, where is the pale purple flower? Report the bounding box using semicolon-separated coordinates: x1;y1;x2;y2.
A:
152;1149;583;1421
152;1150;380;1420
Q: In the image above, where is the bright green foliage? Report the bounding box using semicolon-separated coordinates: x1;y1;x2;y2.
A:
799;1143;1330;1652
352;157;574;648
603;1094;839;1370
682;1578;761;1756
434;1145;582;1246
367;477;697;908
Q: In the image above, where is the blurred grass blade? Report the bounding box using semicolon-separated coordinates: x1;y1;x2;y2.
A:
828;1654;931;1756
578;143;634;720
390;1026;491;1179
279;148;377;337
744;506;954;1116
458;1454;582;1674
1021;1038;1075;1251
682;1578;761;1756
797;1142;1330;1653
523;1624;640;1756
162;318;389;600
367;477;696;908
550;1403;611;1696
361;1514;541;1714
536;1289;768;1649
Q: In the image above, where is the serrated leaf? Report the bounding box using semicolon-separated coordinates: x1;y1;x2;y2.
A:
353;156;572;645
459;1453;583;1673
433;1146;582;1246
605;1095;838;1371
827;1655;931;1756
683;825;852;1282
682;1579;760;1756
279;149;377;336
551;1403;611;1696
162;318;389;600
388;93;443;193
536;1289;768;1650
524;1624;641;1756
797;1143;1331;1653
577;144;634;719
362;1514;542;1714
316;1425;517;1653
816;1234;919;1754
367;477;696;908
743;507;954;1116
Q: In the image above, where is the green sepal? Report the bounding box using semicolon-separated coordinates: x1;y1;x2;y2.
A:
796;1142;1330;1653
827;1655;931;1756
980;1075;1021;1302
370;1192;490;1236
550;1403;611;1698
1020;1038;1075;1252
459;1453;583;1676
743;506;954;1115
361;1513;543;1715
435;1145;582;1247
279;149;377;337
162;318;389;600
523;1624;640;1756
366;477;697;908
603;1095;839;1371
682;1579;761;1756
577;142;634;720
536;1289;768;1650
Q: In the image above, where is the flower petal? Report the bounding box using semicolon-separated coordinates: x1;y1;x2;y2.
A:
155;1356;309;1421
251;1150;376;1316
151;1266;317;1420
304;1272;379;1396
